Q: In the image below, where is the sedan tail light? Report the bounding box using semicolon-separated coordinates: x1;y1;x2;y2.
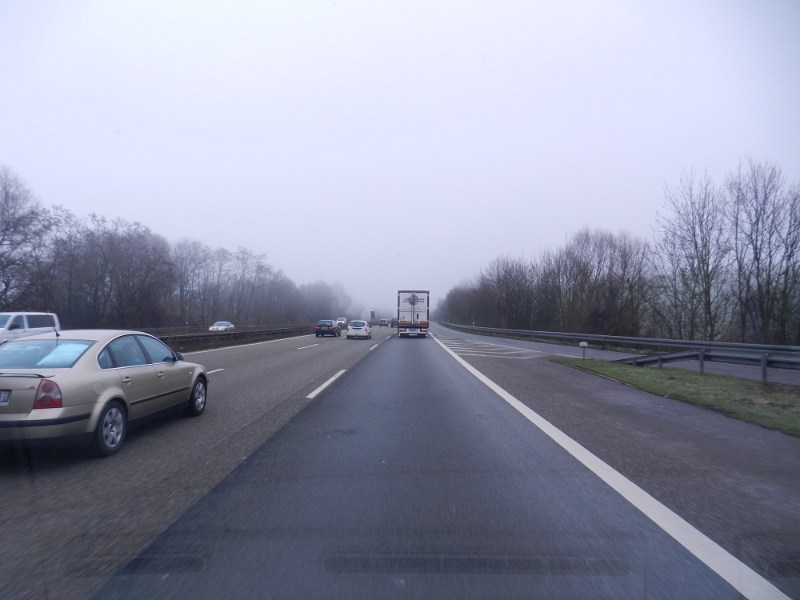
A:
33;380;63;409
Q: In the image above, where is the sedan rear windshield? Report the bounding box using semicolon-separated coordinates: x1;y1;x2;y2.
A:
0;340;94;369
317;321;333;325
350;321;366;327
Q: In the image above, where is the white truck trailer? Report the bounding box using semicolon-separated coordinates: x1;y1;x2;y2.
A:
397;290;429;337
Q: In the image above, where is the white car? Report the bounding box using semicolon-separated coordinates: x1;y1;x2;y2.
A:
0;313;61;344
336;317;347;328
346;320;371;340
209;321;234;332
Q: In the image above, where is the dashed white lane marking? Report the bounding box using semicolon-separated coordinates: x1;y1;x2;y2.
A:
307;369;346;399
206;368;225;375
369;344;378;351
431;333;789;600
297;344;319;350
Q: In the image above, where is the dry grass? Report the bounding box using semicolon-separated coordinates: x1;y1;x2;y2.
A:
553;358;800;438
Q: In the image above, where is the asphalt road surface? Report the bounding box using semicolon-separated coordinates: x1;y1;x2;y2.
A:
2;325;799;599
92;324;798;599
0;328;393;600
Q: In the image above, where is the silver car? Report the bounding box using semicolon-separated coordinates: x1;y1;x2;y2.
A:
0;330;207;456
209;321;234;331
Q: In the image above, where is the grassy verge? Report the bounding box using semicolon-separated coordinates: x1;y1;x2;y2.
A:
553;357;800;438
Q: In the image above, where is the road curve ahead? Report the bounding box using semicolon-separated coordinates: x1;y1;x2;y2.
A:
94;332;768;599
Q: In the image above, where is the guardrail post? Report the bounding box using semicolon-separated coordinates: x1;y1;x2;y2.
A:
761;353;768;384
657;357;663;369
699;349;705;374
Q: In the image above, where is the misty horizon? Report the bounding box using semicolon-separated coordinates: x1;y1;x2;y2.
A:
1;1;798;314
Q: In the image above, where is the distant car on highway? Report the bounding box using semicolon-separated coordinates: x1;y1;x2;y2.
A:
209;321;234;331
346;320;372;340
315;320;341;337
378;319;388;327
0;330;207;456
390;318;399;328
336;317;347;328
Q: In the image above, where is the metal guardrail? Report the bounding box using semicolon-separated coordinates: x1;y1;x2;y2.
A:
441;322;800;383
618;349;800;384
141;324;303;336
156;325;313;352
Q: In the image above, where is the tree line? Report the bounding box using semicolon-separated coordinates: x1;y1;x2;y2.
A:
438;160;800;345
0;165;351;328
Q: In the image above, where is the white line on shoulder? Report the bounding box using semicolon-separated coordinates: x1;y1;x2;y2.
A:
431;334;789;600
206;368;225;375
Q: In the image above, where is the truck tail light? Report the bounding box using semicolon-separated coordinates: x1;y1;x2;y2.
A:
421;329;428;333
34;380;62;409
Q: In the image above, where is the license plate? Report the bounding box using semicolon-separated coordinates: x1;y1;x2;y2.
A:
0;391;9;404
408;328;420;333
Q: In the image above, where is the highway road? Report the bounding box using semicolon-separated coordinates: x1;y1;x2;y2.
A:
0;328;392;600
2;324;799;599
94;324;798;599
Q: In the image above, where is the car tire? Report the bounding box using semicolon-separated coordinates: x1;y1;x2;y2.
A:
185;378;207;417
91;400;126;457
315;333;319;337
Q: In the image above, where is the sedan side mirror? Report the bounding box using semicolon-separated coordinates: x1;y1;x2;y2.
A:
175;352;184;361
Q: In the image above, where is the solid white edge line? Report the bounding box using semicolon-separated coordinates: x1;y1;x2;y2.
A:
185;334;314;356
297;344;319;350
206;368;225;375
306;369;346;399
431;334;789;600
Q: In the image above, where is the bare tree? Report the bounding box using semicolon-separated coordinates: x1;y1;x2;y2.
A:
0;166;48;310
653;170;731;340
728;160;799;343
477;256;534;329
105;219;174;327
172;239;211;325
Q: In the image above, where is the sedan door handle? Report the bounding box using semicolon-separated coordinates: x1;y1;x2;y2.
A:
122;377;132;384
157;371;165;378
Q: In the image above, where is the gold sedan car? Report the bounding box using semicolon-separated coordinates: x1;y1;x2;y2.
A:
0;330;207;456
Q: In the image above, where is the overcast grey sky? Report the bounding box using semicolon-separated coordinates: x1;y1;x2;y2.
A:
1;0;798;316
